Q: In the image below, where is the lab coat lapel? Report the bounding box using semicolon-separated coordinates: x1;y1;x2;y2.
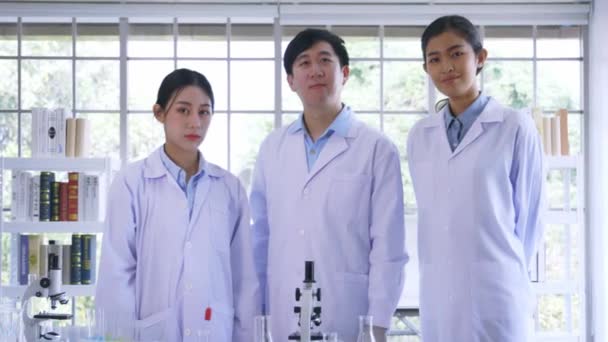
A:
304;133;348;187
422;112;453;159
450;119;484;159
286;132;310;183
192;176;211;223
189;163;222;234
449;98;504;160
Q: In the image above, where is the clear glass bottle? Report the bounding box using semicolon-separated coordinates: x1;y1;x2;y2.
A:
254;315;273;342
356;315;376;342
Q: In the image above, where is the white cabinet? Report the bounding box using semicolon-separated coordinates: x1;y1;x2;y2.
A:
534;155;586;340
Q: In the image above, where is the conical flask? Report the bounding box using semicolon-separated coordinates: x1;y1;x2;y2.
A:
254;315;273;342
356;315;376;342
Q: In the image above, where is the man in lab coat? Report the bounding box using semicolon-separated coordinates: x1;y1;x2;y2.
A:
251;28;408;341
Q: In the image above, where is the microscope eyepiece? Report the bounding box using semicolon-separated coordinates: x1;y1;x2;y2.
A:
304;261;315;283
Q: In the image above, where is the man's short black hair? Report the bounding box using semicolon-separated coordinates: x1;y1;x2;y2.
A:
283;28;349;75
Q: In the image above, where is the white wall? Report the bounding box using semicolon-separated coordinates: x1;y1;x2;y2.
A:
586;0;608;341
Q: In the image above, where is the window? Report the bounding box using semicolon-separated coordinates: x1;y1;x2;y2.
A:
0;15;586;341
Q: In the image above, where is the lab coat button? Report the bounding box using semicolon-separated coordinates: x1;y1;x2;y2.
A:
185;241;192;249
299;230;305;235
303;188;310;196
185;328;191;336
187;282;193;290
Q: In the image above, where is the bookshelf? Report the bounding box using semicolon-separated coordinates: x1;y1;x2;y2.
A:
2;284;96;298
0;157;118;298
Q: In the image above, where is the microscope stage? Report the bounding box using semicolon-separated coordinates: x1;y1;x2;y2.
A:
33;313;73;320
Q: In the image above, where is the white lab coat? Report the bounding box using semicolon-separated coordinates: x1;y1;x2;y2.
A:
95;147;260;342
407;98;544;342
251;109;408;342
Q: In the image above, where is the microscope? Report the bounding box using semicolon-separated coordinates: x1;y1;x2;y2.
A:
288;261;324;341
21;253;73;341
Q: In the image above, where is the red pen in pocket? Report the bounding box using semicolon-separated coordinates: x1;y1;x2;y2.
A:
205;307;212;321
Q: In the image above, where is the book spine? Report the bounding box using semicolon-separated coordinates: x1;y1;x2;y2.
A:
9;234;19;285
75;117;90;158
78;172;86;221
39;244;49;278
558;109;570;155
62;245;71;285
90;235;97;284
55;108;66;156
10;170;19;221
30;175;40;221
66;117;76;157
70;234;82;284
48;108;58;155
67;172;79;221
39;172;53;222
21;172;32;221
59;182;69;221
91;175;99;221
542;116;552;155
28;234;41;278
19;234;29;285
81;234;92;284
85;175;99;221
550;115;561;156
50;181;60;222
41;108;49;157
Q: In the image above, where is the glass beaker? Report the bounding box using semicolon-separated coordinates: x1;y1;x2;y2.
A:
254;315;273;342
0;297;23;341
356;315;376;342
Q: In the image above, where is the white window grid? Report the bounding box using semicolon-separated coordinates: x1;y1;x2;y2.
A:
0;16;586;340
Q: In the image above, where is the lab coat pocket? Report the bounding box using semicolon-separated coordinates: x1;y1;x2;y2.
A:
472;261;532;339
209;205;232;252
336;272;369;332
328;175;371;223
135;309;169;342
209;303;235;342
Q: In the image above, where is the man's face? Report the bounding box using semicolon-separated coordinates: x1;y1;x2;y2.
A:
287;41;349;109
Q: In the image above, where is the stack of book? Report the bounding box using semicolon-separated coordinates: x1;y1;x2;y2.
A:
531;108;570;156
10;171;100;222
31;107;90;158
17;234;97;286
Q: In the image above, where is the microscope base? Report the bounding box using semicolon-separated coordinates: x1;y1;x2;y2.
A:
288;332;324;340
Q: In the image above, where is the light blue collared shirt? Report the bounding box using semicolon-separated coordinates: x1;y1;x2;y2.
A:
287;105;353;171
159;146;206;219
444;94;490;151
